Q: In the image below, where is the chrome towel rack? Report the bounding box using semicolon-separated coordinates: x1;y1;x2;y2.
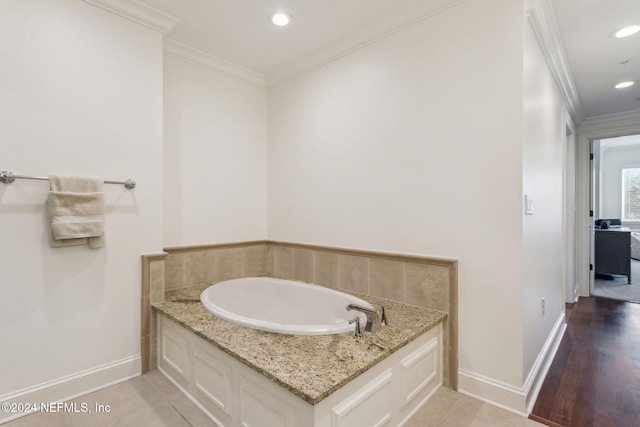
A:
0;170;136;190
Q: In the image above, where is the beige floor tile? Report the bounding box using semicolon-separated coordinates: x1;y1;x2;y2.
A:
65;379;164;426
408;386;464;426
63;377;163;426
402;417;431;427
104;398;192;427
142;369;219;426
2;372;218;427
438;395;542;427
1;410;70;427
4;375;546;427
143;369;186;402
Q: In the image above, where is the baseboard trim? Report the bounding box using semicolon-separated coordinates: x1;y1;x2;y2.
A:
458;370;528;416
524;312;566;413
458;312;566;415
0;356;140;424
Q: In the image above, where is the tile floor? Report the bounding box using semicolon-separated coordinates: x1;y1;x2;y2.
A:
3;370;543;427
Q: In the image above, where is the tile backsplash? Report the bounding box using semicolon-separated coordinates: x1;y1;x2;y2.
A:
143;240;457;388
165;242;267;290
267;242;454;311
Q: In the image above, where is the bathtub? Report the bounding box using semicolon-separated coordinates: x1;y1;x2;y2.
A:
200;277;373;335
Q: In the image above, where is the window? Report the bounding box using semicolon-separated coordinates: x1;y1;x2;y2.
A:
621;167;640;219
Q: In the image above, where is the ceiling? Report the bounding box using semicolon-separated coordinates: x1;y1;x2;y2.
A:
145;0;457;82
550;0;640;118
141;0;640;121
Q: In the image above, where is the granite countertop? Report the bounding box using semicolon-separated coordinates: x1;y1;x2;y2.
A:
152;283;447;405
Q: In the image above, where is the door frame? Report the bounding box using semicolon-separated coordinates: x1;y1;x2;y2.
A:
563;118;577;303
576;111;640;297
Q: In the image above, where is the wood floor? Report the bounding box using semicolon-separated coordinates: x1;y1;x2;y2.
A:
530;297;640;427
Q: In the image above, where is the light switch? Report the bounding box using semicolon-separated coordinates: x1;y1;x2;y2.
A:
525;194;534;215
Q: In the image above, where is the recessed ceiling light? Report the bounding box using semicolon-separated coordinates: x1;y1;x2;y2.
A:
614;25;640;38
614;80;636;89
271;12;292;27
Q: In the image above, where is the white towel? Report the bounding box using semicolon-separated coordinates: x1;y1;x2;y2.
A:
49;175;105;248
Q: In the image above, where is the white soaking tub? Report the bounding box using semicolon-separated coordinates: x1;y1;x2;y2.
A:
200;277;373;335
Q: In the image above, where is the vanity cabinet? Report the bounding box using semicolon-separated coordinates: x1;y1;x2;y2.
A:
158;314;442;427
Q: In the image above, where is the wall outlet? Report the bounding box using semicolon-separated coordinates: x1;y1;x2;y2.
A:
541;297;545;317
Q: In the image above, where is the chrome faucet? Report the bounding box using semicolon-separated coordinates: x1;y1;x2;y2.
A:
349;318;362;338
346;303;382;334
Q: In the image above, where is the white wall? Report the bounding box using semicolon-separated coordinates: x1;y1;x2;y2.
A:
522;19;566;381
163;56;268;246
268;0;527;391
0;0;163;401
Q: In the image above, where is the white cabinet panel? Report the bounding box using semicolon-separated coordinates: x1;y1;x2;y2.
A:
400;338;438;406
331;371;392;427
194;348;233;416
157;314;442;427
240;378;297;427
161;321;189;379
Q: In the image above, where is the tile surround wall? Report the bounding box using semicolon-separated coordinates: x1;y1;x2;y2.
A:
142;240;458;389
164;242;267;291
267;241;458;389
141;252;168;372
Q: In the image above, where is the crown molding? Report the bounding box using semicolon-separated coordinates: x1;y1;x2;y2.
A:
163;39;266;87
578;109;640;135
266;0;466;87
83;0;180;34
525;0;584;125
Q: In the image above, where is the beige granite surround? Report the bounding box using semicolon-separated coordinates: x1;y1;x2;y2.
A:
141;240;458;389
141;252;168;373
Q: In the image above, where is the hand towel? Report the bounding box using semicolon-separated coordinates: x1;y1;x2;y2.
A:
49;175;105;248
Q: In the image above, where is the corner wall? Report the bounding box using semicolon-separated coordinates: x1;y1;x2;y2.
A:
0;0;163;415
163;55;268;247
521;16;567;409
268;0;526;401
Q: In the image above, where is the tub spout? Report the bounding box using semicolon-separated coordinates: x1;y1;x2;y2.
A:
346;303;381;333
349;318;362;338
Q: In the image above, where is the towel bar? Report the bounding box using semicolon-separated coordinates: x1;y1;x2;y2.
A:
0;170;136;189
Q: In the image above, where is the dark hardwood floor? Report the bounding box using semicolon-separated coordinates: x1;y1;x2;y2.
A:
530;297;640;427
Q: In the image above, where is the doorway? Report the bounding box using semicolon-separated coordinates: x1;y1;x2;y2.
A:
591;133;640;302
